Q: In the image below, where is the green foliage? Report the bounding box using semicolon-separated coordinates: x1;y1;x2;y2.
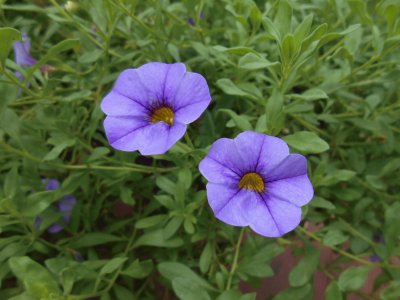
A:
0;0;399;299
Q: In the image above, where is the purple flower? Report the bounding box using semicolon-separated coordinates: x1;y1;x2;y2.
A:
37;179;77;234
101;62;211;155
13;32;37;67
188;11;204;26
199;131;314;237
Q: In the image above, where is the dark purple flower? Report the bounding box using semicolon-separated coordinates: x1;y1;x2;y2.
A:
188;11;204;26
38;179;76;234
199;131;314;237
101;62;211;155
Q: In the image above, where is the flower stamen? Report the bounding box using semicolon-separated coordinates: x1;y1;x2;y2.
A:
239;172;265;192
150;106;174;126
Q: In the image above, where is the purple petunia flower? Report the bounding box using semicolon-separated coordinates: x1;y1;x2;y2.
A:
13;32;37;81
199;131;314;237
101;62;211;155
13;33;37;67
36;179;76;234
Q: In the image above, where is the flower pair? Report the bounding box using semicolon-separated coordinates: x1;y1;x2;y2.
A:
101;62;314;237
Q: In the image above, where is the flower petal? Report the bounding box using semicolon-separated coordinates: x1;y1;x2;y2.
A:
234;131;268;172
13;33;36;66
199;138;244;184
48;223;63;234
266;154;308;181
133;122;187;155
113;69;150;105
254;134;290;175
206;183;252;226
248;193;302;237
42;179;60;191
101;91;149;117
267;174;314;207
103;116;149;151
173;72;211;124
136;62;186;106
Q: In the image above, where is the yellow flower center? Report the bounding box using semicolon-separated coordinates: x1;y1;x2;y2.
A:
150;106;174;126
238;172;265;192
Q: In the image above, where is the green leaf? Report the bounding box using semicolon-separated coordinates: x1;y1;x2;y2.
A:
0;27;22;66
266;89;284;134
100;257;127;275
3;166;18;198
338;266;370;291
172;277;211;300
158;262;216;291
216;78;250;97
273;0;292;38
9;256;61;299
283;131;329;154
309;197;335;210
121;259;153;279
326;281;342;300
323;230;348;247
69;233;123;248
292;88;328;101
289;250;320;287
156;176;176;195
135;214;167;229
238;53;278;70
219;109;252;131
272;284;311;300
199;242;213;274
43;138;76;161
133;229;183;248
294;15;313;46
380;281;400;300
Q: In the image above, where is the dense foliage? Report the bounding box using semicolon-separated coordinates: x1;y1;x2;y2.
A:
0;0;399;299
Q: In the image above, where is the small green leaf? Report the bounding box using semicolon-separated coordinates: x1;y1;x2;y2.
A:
135;215;167;229
289;250;320;287
172;277;211;300
199;242;213;274
338;266;370;291
326;281;342;300
309;197;335;210
219;109;252;131
273;0;292;38
216;78;250;97
100;257;127;275
9;256;61;298
238;53;278;70
323;230;348;246
69;233;123;248
133;229;183;248
121;259;153;279
283;131;329;154
380;281;400;300
292;88;328;101
0;27;22;65
158;262;216;291
4;167;18;198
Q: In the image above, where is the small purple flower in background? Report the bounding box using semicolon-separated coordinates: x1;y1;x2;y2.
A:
101;62;211;155
13;32;37;81
36;179;77;234
199;131;314;237
188;11;204;26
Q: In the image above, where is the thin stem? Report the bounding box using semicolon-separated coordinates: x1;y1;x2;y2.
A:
226;227;246;290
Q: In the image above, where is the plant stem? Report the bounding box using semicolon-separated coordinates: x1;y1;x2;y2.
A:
226;227;246;290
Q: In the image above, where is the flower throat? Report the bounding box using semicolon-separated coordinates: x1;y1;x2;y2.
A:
150;106;174;126
238;172;265;192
